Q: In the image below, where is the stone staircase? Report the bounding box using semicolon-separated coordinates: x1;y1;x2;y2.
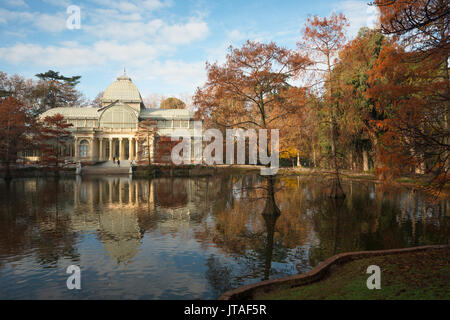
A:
81;160;132;175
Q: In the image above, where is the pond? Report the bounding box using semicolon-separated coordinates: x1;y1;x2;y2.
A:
0;175;448;299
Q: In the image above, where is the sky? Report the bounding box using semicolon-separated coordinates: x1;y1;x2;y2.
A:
0;0;378;102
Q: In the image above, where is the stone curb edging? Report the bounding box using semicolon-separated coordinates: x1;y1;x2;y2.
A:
218;244;450;300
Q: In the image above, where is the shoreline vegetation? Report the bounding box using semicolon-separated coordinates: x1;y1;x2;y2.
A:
252;247;449;300
1;165;448;195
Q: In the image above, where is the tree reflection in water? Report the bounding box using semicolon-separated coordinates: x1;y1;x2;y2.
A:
0;175;448;299
201;175;449;293
0;178;80;268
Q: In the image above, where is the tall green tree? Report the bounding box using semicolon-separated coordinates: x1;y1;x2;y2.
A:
34;70;84;114
331;27;387;172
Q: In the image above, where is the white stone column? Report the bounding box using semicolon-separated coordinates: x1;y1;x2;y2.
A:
119;138;123;160
128;138;133;160
77;138;81;160
98;138;103;161
99;138;103;161
89;138;93;160
109;138;113;160
74;138;79;160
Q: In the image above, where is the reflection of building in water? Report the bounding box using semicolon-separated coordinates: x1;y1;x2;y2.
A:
74;177;156;210
73;176;200;216
71;177;206;263
99;209;142;264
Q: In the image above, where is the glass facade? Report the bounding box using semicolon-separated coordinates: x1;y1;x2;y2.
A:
79;140;90;157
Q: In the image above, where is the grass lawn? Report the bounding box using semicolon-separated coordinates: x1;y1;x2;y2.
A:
255;248;449;300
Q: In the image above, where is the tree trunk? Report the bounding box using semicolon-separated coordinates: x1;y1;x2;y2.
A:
363;149;369;172
327;53;345;198
349;151;353;171
312;143;316;168
329;104;345;198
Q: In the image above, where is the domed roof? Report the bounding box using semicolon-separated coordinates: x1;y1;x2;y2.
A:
102;73;143;104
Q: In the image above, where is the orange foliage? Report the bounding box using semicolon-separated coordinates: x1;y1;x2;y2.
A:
0;97;34;177
38;113;73;170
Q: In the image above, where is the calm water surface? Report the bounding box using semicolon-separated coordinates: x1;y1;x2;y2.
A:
0;175;448;299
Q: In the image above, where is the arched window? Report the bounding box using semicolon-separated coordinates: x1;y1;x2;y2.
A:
79;140;90;157
99;106;138;129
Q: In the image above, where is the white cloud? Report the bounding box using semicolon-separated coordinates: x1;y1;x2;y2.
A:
116;1;139;12
135;60;206;95
333;0;379;38
142;0;167;11
160;20;209;44
82;9;209;45
0;0;207;96
91;0;171;13
4;0;28;8
83;18;164;39
93;40;163;63
0;4;209;45
89;8;143;22
0;43;104;67
0;39;171;67
0;36;203;74
227;29;246;41
0;8;33;24
33;13;67;33
42;0;71;7
0;8;66;33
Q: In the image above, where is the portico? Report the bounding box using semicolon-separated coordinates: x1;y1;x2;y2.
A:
74;136;139;161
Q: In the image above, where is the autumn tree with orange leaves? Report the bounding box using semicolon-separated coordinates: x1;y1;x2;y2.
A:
299;13;349;198
194;40;310;169
38;113;73;175
0;97;35;180
276;91;318;167
155;136;181;165
369;0;449;190
135;118;158;166
367;41;449;188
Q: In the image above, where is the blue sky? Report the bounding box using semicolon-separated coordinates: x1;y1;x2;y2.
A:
0;0;377;102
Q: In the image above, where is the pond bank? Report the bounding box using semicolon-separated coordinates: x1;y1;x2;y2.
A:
278;167;450;195
219;245;450;300
132;164;262;178
2;165;448;195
